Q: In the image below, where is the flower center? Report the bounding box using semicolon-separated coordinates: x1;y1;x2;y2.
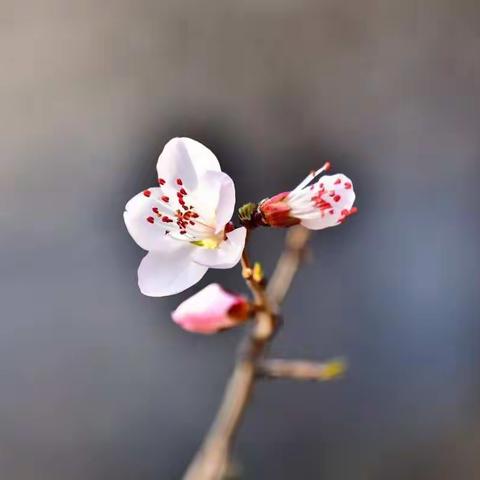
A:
191;235;223;249
144;177;217;243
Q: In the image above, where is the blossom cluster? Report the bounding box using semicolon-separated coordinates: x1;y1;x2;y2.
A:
124;138;356;333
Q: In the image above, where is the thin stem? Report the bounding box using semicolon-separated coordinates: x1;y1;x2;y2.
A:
183;226;310;480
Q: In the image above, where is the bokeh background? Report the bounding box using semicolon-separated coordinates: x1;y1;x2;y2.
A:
2;1;480;478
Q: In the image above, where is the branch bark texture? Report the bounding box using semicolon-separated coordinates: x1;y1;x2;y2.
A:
184;226;311;480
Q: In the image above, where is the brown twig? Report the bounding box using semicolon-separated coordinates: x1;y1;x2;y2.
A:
256;358;347;382
267;225;311;308
183;226;311;480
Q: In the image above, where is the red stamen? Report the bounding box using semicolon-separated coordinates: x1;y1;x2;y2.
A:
161;195;169;203
338;206;358;223
344;182;352;189
334;195;341;202
334;178;342;185
143;190;151;197
158;178;166;185
146;216;154;224
313;196;332;211
176;178;183;186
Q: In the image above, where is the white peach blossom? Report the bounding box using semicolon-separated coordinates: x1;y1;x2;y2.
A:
124;138;246;297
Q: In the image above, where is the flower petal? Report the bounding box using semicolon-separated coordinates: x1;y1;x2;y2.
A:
301;174;356;230
191;227;247;269
156;137;220;191
190;170;236;231
138;242;208;297
124;188;170;251
171;283;248;334
214;172;236;233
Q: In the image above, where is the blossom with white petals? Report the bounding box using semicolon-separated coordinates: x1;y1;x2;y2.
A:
259;162;357;229
172;283;250;334
124;138;247;297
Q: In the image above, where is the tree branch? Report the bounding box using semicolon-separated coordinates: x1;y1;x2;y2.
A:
256;358;346;382
183;226;311;480
267;225;311;308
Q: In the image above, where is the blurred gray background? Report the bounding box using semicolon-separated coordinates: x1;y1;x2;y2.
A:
2;0;480;478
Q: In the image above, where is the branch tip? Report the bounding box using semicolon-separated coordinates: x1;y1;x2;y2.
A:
257;358;347;382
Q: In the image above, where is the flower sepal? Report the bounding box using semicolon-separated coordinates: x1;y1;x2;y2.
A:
258;192;300;228
238;202;265;229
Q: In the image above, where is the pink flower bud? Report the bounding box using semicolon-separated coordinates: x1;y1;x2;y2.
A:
171;283;250;334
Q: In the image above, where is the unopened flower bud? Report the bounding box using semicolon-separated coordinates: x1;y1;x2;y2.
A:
171;283;250;334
